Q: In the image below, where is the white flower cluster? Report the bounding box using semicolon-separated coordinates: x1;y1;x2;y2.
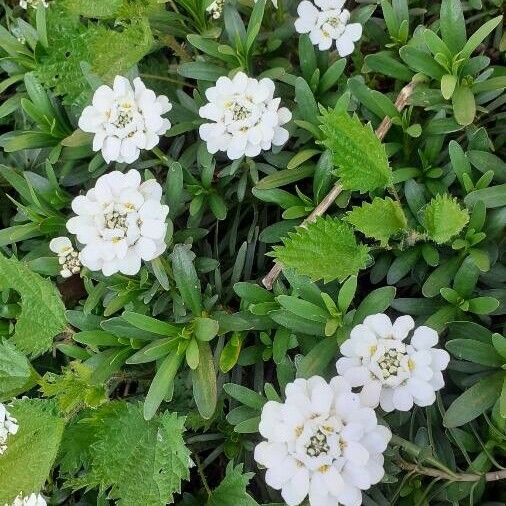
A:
206;0;225;19
255;314;449;505
8;494;47;506
79;76;172;164
63;169;169;276
49;237;81;278
19;0;48;9
0;403;18;455
295;0;362;56
198;72;291;160
255;376;391;506
337;314;450;412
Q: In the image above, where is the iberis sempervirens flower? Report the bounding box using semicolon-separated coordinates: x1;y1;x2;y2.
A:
9;494;47;506
49;237;81;278
198;72;291;160
254;376;391;506
65;169;169;276
19;0;48;9
78;76;172;164
336;313;450;412
0;403;19;455
206;0;224;19
294;0;362;56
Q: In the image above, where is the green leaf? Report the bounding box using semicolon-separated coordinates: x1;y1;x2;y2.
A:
320;111;392;192
207;463;259;506
122;312;181;337
295;77;319;125
144;352;184;420
459;15;503;60
0;340;37;401
346;197;407;245
353;286;397;324
0;399;65;504
72;402;190;506
271;217;370;283
363;52;414;82
191;341;217;419
0;254;66;357
422;194;469;244
452;85;476;126
246;0;266;51
296;337;340;379
440;0;466;54
464;184;506;209
223;383;266;410
193;317;219;342
444;372;504;428
441;74;457;99
446;340;502;367
170;244;202;316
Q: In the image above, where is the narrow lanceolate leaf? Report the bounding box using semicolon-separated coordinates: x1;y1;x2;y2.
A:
207;463;259;506
319;110;392;192
271;217;370;283
422;194;469;244
72;402;190;506
0;253;66;357
0;399;65;504
346;197;407;245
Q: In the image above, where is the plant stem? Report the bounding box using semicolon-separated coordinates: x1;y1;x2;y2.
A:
261;80;417;289
194;453;212;496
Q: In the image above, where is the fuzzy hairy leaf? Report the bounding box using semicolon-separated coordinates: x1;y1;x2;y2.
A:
0;399;65;504
207;463;258;506
422;194;469;244
0;254;66;357
36;7;153;105
271;217;370;283
72;402;190;506
346;197;407;245
319;110;392;192
39;362;107;414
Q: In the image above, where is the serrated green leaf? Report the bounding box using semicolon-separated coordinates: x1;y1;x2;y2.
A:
422;194;469;244
271;217;370;283
319;111;392;192
0;399;65;504
0;340;38;401
207;463;258;506
0;254;66;357
346;197;407;245
72;402;190;506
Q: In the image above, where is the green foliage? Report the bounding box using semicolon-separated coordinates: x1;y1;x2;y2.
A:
346;197;407;245
422;194;470;244
319;110;392;192
72;403;190;506
207;463;259;506
271;217;370;283
0;254;66;357
0;340;38;401
0;400;65;504
39;362;107;414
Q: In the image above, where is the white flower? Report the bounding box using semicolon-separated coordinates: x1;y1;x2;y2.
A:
206;0;224;19
79;76;172;164
254;376;391;506
295;0;362;56
19;0;48;9
0;403;19;455
65;169;169;277
198;72;291;160
336;314;450;413
49;237;81;278
8;494;47;506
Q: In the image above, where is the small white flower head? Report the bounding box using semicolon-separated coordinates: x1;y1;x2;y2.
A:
206;0;224;19
254;376;391;506
65;169;169;277
198;72;292;160
0;403;19;455
9;493;47;506
79;76;172;164
19;0;48;9
295;0;362;56
337;314;450;413
49;237;81;278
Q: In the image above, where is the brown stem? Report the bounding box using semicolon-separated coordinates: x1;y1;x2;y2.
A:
261;80;417;289
397;460;506;482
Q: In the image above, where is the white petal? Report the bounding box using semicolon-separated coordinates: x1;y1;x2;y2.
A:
392;315;415;341
411;326;438;349
392;386;414;411
359;380;382;408
281;467;310;506
254;441;287;468
363;313;393;339
49;236;71;254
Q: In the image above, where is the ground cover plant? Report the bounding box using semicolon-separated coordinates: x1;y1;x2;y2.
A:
0;0;505;504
